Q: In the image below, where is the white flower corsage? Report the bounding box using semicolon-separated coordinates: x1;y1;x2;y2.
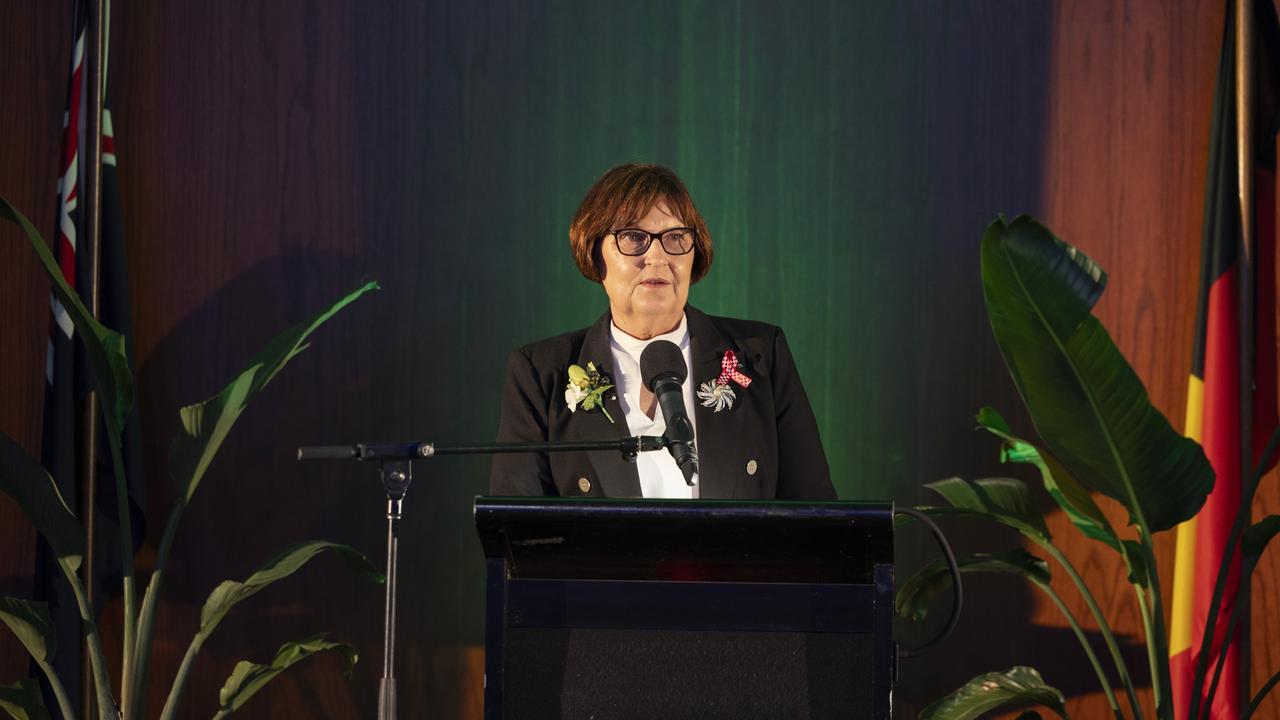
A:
565;362;615;423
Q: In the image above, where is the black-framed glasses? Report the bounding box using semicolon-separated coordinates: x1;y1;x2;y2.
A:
608;227;697;256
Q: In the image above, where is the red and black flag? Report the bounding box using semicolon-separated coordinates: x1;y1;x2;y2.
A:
35;0;145;710
1169;1;1280;718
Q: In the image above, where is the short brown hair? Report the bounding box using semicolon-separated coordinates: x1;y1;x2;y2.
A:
569;164;714;283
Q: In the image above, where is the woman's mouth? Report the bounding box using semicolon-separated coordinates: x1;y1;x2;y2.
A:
640;279;670;287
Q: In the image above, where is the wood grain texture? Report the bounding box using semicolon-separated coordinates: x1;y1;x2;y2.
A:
2;1;1279;718
1021;1;1280;718
0;0;73;690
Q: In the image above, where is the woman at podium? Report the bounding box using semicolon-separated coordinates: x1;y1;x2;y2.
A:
490;164;835;500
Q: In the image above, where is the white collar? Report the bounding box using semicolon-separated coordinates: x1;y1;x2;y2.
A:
609;314;690;363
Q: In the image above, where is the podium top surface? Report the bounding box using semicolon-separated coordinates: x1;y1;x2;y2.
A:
474;497;894;583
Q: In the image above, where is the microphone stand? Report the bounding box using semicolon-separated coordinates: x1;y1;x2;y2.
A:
296;435;668;720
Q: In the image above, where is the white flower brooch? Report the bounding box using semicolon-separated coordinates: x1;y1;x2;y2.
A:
698;350;752;412
565;362;615;423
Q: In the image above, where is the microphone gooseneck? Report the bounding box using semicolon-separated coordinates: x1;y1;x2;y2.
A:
639;340;699;486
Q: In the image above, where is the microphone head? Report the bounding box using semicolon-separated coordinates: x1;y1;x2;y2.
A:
640;339;687;389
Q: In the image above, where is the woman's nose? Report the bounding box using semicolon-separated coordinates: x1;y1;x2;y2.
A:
643;238;670;264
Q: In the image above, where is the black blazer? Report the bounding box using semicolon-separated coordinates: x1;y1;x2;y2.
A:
489;306;835;499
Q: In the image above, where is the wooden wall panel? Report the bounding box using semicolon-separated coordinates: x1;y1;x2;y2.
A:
3;1;1279;718
0;0;73;689
111;3;375;717
1033;1;1280;718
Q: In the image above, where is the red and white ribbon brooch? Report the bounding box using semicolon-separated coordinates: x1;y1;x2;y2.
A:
698;350;751;412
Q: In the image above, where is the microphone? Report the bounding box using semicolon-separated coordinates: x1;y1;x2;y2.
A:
639;340;698;486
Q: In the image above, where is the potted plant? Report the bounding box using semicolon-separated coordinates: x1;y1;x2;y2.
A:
0;197;383;719
897;216;1280;719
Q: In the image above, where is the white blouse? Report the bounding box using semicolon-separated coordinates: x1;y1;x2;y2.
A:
608;314;700;499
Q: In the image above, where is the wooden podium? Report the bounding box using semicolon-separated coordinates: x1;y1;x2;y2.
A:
474;497;895;719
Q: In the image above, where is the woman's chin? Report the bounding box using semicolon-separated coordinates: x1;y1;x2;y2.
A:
632;292;678;313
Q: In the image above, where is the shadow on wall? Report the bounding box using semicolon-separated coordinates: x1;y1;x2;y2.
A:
115;0;1140;716
131;251;488;717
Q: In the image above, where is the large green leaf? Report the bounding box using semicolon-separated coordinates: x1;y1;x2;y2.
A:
0;197;132;435
978;407;1121;552
167;281;379;503
0;602;75;720
920;666;1068;720
198;541;383;640
215;635;357;716
0;433;84;570
925;476;1050;541
980;216;1213;532
0;598;55;664
0;679;50;720
1244;515;1280;567
158;543;379;720
896;550;1050;621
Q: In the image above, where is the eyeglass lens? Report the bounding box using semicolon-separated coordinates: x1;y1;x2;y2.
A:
615;229;694;256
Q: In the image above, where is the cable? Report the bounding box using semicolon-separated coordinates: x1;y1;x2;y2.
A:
894;506;962;659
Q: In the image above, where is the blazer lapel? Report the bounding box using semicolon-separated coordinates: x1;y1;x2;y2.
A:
687;306;745;499
570;312;642;497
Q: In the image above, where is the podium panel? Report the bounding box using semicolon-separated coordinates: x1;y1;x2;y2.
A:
475;498;894;719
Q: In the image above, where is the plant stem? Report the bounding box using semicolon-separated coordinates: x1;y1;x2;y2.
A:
1244;667;1280;719
1138;531;1172;719
103;422;136;717
1199;571;1246;720
34;657;76;720
158;633;205;720
1034;577;1124;718
130;503;184;720
1037;539;1143;720
1187;513;1246;720
1188;425;1279;720
62;559;116;720
1199;550;1267;720
1131;579;1164;719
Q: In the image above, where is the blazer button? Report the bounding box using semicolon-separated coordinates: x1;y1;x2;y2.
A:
578;477;592;493
746;460;758;476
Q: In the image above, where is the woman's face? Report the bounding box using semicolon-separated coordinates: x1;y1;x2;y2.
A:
599;201;694;333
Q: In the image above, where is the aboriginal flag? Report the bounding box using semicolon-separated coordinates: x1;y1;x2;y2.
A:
1168;1;1280;718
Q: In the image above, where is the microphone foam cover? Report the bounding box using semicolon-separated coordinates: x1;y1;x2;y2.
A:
640;340;688;388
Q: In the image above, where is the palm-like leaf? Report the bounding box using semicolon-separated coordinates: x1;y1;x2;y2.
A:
168;281;379;504
138;282;380;720
0;197;132;435
977;407;1122;551
980;216;1213;532
1244;515;1280;566
0;599;55;664
213;635;357;718
199;541;383;639
896;550;1050;621
920;666;1068;720
0;600;75;720
924;476;1050;542
158;542;380;720
0;680;50;720
0;434;83;571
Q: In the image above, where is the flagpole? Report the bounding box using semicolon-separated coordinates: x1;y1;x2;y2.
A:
1234;0;1255;714
80;0;106;716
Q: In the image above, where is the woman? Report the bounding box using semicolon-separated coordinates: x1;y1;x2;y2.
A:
490;164;835;500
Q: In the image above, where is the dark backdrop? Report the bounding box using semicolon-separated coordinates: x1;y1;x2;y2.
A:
2;1;1277;718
